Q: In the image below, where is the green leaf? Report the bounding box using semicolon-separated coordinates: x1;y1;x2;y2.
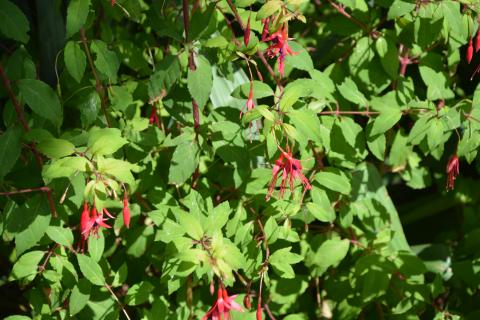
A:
90;40;120;83
43;156;89;181
37;138;75;158
18;79;62;126
77;254;105;286
0;0;30;43
269;247;303;278
65;0;91;38
232;81;274;99
187;55;213;109
388;0;415;19
125;281;154;306
371;109;402;136
314;168;351;195
11;250;44;280
256;0;282;20
46;226;74;247
87;128;127;156
285;42;314;73
168;140;200;185
148;56;181;98
69;279;91;316
88;230;105;262
0;126;22;180
177;213;204;240
337;78;367;106
312;238;350;275
288;108;322;147
306;202;335;222
12;197;51;255
64;41;86;83
97;158;136;186
427;118;445;150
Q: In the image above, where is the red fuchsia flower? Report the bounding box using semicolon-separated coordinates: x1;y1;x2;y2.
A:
446;154;460;191
467;37;474;64
202;285;243;320
264;27;296;76
244;15;251;46
266;147;312;201
149;106;161;128
123;193;131;228
79;203;112;252
476;31;480;53
111;0;116;5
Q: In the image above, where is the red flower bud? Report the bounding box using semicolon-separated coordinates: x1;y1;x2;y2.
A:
244;15;251;46
123;194;130;228
256;303;262;320
243;293;251;309
111;0;116;6
467;37;474;64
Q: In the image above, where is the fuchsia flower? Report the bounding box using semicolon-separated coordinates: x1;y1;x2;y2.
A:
202;285;243;320
446;154;460;191
149;106;161;128
79;203;112;252
266;147;312;201
264;27;296;76
123;193;131;228
111;0;116;6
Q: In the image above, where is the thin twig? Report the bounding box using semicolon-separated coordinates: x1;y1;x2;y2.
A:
105;284;132;320
0;186;50;196
264;303;277;320
79;28;111;127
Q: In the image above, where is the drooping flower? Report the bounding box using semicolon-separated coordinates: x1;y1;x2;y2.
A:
202;285;243;320
446;154;460;191
264;27;296;76
78;203;112;252
266;147;312;201
149;105;160;128
467;37;474;64
123;193;131;228
244;15;251;46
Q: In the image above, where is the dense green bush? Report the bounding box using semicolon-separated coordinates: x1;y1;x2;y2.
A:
1;0;480;319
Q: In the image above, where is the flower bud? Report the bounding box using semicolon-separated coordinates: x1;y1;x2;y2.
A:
467;37;474;64
123;194;130;228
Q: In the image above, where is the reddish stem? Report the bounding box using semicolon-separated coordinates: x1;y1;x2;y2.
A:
0;186;50;196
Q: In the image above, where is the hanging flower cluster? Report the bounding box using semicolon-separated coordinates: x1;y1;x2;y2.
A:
78;192;130;252
202;284;243;320
266;146;311;201
261;19;296;76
